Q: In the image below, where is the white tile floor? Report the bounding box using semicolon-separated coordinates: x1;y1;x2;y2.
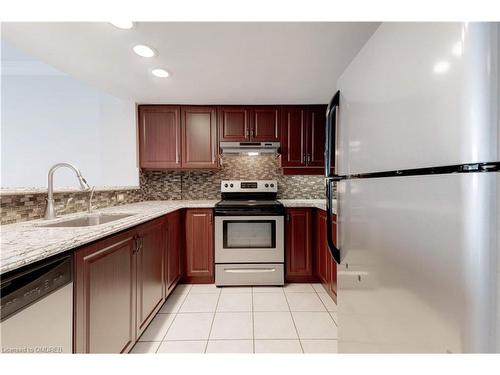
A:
131;283;338;354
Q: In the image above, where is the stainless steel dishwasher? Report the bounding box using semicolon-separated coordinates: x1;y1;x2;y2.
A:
0;254;73;353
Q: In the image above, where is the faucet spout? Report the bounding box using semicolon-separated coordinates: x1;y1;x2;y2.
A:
44;163;90;220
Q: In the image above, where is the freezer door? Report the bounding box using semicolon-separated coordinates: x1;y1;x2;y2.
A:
336;22;499;175
337;172;498;352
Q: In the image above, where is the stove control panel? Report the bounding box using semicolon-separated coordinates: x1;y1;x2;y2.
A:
221;180;278;193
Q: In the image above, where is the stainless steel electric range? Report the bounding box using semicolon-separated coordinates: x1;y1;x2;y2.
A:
214;180;285;286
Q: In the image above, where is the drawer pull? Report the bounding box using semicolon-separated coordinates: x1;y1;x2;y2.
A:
224;268;276;273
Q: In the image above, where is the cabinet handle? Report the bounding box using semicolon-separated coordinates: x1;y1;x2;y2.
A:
224;268;276;273
134;236;140;254
250;129;254;139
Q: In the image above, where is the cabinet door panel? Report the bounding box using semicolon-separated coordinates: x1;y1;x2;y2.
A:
139;106;181;169
185;209;214;283
307;105;327;167
166;210;182;293
285;208;314;282
74;231;136;353
218;107;250;141
181;106;218;169
280;107;306;167
329;215;337;298
251;106;279;141
136;218;165;336
315;209;329;285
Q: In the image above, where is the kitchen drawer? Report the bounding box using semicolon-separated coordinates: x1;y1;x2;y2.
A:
215;263;284;286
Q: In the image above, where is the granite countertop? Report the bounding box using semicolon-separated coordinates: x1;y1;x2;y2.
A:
0;199;335;275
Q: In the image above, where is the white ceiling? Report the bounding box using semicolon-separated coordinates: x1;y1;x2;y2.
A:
1;22;379;104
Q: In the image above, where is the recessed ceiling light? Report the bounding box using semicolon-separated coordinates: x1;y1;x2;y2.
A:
109;21;134;30
151;68;170;78
133;44;156;58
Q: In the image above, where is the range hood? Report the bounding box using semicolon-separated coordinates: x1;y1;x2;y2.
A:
220;142;280;155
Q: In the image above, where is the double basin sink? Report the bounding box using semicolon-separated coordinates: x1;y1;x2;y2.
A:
40;213;134;228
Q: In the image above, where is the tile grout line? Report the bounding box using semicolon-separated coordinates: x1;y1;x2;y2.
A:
155;285;191;353
312;284;338;326
251;287;255;354
204;287;222;353
282;284;305;354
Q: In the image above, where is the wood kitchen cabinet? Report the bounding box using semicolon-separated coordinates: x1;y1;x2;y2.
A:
139;105;181;169
135;218;165;337
218;106;251;141
280;105;327;174
218;106;279;142
165;209;183;294
315;209;329;284
280;106;306;167
285;208;315;282
74;229;137;353
75;217;167;353
184;208;214;283
314;209;337;301
250;106;280;141
329;214;338;300
138;105;218;170
181;106;218;169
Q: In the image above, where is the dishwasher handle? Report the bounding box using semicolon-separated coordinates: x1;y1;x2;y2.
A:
0;254;72;322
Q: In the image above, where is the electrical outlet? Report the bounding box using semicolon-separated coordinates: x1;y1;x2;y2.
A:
117;193;125;202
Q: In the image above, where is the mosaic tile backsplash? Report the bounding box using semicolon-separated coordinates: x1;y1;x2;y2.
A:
1;155;328;224
141;154;326;200
1;189;143;225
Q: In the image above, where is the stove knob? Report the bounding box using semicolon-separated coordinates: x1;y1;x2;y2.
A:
230;183;234;188
224;183;228;188
265;183;269;188
270;183;275;188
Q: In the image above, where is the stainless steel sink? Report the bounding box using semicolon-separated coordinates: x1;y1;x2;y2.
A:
40;213;134;228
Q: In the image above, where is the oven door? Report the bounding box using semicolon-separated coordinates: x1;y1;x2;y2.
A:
215;215;284;263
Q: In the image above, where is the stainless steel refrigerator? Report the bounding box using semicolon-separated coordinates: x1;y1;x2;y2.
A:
325;22;499;353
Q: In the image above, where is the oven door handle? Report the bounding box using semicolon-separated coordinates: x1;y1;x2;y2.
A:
224;268;277;273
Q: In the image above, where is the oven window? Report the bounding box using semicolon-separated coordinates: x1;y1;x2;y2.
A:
223;220;276;248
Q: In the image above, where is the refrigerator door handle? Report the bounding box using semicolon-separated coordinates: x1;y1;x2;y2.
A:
325;90;340;178
326;178;341;264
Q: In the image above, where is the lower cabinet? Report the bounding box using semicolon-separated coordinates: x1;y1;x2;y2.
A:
184;208;214;283
135;218;165;337
285;208;315;282
165;209;183;294
315;210;329;284
329;214;338;299
74;229;137;353
314;209;337;301
74;214;183;353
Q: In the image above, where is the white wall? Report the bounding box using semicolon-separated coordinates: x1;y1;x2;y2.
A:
1;41;138;189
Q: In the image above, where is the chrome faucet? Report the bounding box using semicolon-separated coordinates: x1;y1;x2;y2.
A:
44;163;90;220
88;186;96;214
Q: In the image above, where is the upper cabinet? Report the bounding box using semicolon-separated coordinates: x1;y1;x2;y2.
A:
251;106;280;141
218;107;251;141
218;106;279;142
139;106;181;169
280;106;307;167
307;105;326;167
280;105;327;174
138;105;218;170
181;106;218;169
138;104;324;172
